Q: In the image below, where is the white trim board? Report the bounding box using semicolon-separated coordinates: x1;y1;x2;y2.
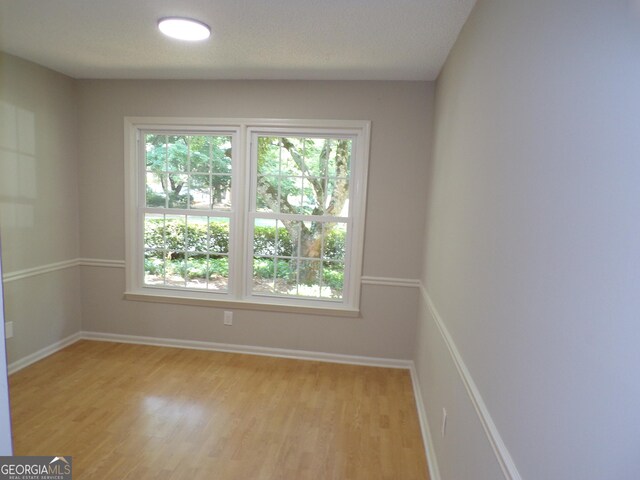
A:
410;365;442;480
2;259;79;283
7;332;82;374
81;331;413;369
419;285;522;480
7;330;413;373
1;258;126;283
361;276;420;288
78;258;126;268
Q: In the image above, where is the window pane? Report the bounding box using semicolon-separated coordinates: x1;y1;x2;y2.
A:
277;220;298;257
189;174;211;209
211;175;232;210
298;259;321;297
212;136;232;174
165;215;186;251
250;137;354;301
186;216;208;252
256;137;280;176
145;134;168;171
166;135;188;173
327;139;352;178
274;258;297;295
144;214;166;250
323;223;347;261
253;218;277;256
167;174;189;208
278;138;303;176
322;261;344;299
209;218;230;254
253;256;275;293
144;250;166;286
208;255;229;291
249;219;346;299
145;133;233;214
256;176;278;212
165;254;187;287
298;221;323;259
281;176;303;214
301;177;321;215
325;177;349;216
298;138;325;177
318;139;333;177
187;136;211;173
186;253;208;289
146;173;167;208
254;136;352;215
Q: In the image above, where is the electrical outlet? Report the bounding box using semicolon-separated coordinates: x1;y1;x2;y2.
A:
223;311;233;326
441;408;447;438
5;322;13;339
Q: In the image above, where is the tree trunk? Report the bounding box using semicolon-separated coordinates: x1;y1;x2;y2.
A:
297;223;322;286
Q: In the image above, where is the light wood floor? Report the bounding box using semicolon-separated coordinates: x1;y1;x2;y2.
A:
9;340;429;480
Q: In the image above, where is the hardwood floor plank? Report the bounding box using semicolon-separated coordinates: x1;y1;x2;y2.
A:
9;340;429;480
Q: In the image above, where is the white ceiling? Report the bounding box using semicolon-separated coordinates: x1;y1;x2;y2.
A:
0;0;476;81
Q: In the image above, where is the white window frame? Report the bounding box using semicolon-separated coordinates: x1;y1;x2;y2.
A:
124;117;370;315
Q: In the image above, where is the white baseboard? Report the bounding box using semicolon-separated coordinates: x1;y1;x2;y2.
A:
8;328;415;372
7;332;83;374
80;331;413;369
410;365;442;480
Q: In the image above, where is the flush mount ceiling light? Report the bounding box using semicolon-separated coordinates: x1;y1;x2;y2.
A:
158;17;211;41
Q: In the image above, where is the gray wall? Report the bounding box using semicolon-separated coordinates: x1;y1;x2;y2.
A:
415;1;640;479
0;53;82;363
0;55;435;464
76;80;434;359
1;54;434;364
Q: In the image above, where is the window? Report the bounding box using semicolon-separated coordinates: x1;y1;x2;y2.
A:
142;133;234;292
125;118;370;313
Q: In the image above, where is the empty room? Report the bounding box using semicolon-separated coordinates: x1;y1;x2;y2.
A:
1;1;639;479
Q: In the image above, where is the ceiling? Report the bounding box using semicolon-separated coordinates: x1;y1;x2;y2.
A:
0;0;476;81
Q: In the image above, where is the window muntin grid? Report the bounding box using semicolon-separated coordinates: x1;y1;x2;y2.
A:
143;214;230;291
250;136;352;301
144;134;232;211
142;133;233;291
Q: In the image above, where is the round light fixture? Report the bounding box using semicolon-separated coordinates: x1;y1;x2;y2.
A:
158;17;211;41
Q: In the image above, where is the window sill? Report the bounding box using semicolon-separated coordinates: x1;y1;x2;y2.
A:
123;291;361;318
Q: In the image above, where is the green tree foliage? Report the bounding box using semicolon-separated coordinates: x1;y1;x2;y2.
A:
145;134;232;208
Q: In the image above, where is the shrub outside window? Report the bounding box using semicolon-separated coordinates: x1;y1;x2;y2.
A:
125;118;370;312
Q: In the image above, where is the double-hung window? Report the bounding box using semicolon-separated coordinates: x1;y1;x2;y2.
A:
125;118;370;313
